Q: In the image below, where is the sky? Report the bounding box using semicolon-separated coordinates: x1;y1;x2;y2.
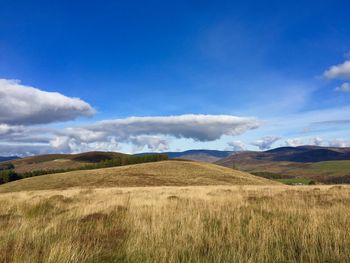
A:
1;0;350;156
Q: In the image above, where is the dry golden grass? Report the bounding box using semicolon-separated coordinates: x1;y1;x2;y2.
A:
1;185;350;262
12;158;89;173
0;161;276;193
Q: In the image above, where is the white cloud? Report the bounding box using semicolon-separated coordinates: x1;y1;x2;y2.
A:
130;136;170;152
335;82;350;93
0;143;52;157
227;140;246;151
49;136;120;154
282;137;350;148
0;79;95;125
309;137;324;146
0;114;259;155
49;114;259;153
324;60;350;80
328;139;350;148
86;115;260;141
0;124;20;135
285;138;304;147
251;136;280;150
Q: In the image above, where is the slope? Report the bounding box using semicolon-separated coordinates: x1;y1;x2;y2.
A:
215;146;350;184
0;160;278;192
3;151;128;173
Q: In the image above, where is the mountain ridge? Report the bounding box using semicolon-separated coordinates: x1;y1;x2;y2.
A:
0;156;19;162
136;149;234;162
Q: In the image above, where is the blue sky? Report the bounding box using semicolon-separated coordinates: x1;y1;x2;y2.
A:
1;0;350;155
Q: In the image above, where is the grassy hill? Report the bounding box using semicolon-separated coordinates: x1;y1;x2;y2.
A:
5;151;128;173
308;160;350;175
0;160;278;192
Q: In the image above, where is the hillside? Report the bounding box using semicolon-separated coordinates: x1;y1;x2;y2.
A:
0;160;278;192
2;151;128;173
137;149;234;162
0;156;19;162
217;146;350;165
215;146;350;184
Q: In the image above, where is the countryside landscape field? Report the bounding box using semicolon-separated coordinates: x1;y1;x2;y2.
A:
2;0;350;262
1;151;350;262
1;183;350;262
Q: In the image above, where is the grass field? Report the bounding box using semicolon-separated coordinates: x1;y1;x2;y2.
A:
224;159;350;184
1;185;350;262
308;160;350;176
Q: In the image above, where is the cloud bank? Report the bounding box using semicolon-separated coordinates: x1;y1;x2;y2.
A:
0;114;259;155
51;115;260;153
87;115;259;141
0;79;95;125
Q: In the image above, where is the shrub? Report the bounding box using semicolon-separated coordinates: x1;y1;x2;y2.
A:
0;170;22;184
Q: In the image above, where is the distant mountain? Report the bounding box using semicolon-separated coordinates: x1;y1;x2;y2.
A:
217;146;350;165
137;149;234;163
0;156;19;163
215;146;350;184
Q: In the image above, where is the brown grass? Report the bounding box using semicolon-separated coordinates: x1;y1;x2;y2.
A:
0;185;350;262
5;151;127;173
0;161;276;193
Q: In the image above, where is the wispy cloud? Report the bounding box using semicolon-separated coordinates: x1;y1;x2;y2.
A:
284;138;304;147
324;60;350;80
335;82;350;92
309;137;324;146
227;140;246;151
251;136;280;150
329;139;350;147
283;137;350;148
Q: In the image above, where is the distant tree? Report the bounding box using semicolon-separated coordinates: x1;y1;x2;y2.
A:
0;163;15;171
0;170;22;184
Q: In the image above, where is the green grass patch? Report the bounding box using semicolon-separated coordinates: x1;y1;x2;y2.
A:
308;160;350;176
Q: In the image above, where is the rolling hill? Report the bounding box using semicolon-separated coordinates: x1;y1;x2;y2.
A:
0;160;278;192
215;146;350;184
137;149;234;162
0;156;19;162
2;151;129;173
2;150;234;174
